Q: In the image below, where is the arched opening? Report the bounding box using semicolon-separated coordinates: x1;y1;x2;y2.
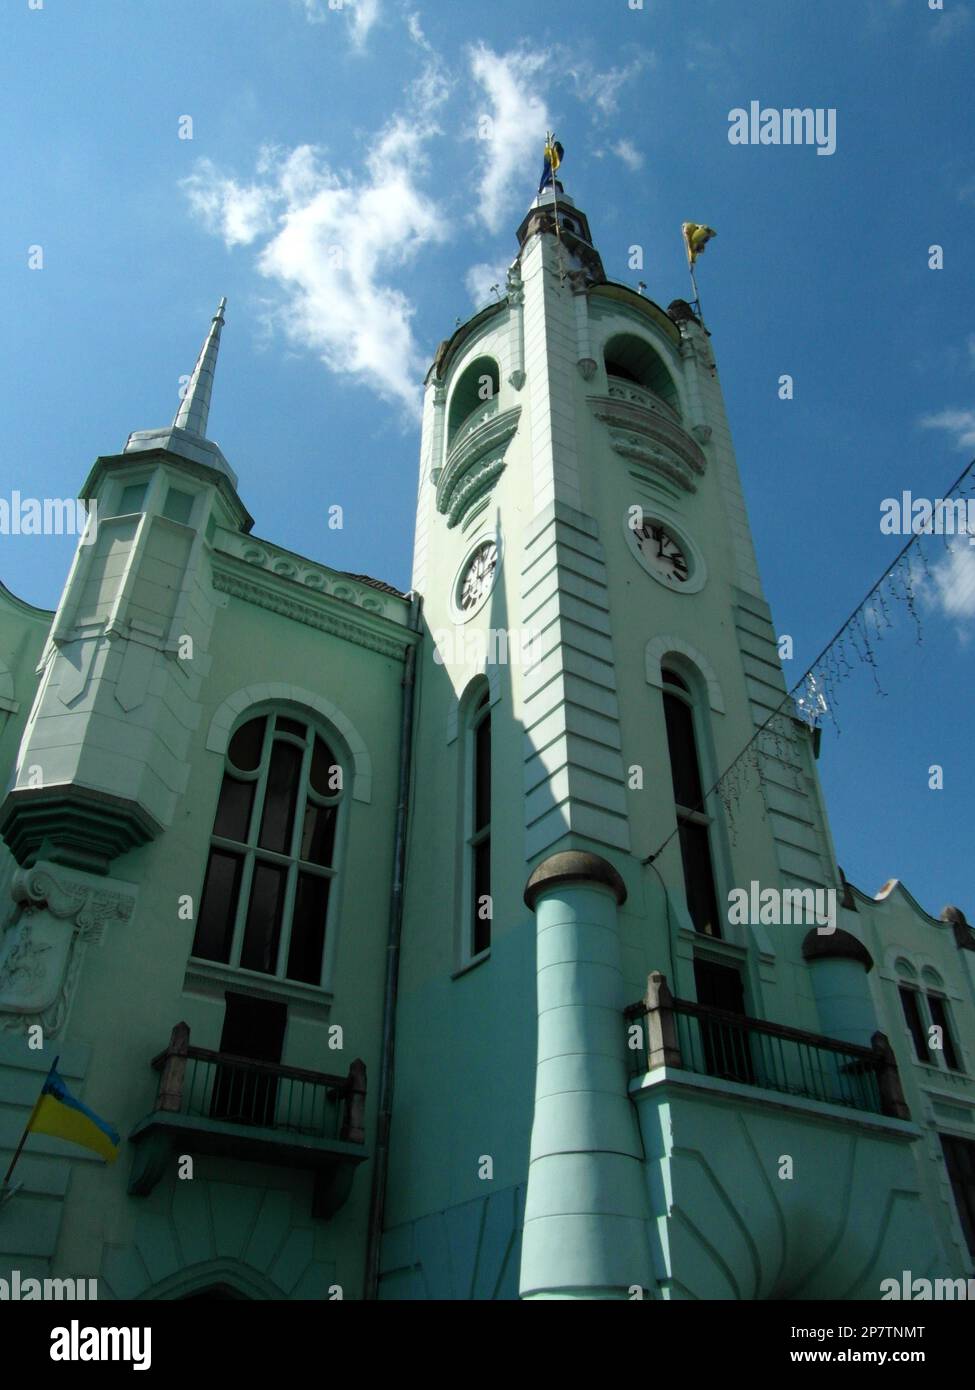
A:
603;333;681;418
447;356;501;449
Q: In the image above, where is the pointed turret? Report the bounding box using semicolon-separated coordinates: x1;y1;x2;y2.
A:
172;296;226;438
122;296;238;485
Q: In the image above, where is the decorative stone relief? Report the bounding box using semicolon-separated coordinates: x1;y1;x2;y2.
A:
0;861;137;1036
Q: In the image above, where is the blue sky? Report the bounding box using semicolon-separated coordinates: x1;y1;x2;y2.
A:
1;0;973;914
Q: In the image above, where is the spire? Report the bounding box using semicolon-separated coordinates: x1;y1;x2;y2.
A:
172;297;227;438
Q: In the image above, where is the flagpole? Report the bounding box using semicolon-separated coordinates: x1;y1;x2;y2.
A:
2;1056;56;1188
546;131;566;285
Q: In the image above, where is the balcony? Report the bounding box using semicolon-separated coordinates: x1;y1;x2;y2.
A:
128;1023;368;1218
625;972;909;1118
625;973;929;1299
605;374;683;428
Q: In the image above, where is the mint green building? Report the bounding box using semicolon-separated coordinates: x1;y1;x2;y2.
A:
2;183;973;1301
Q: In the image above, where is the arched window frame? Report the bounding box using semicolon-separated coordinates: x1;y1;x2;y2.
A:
601;331;683;420
191;707;350;992
459;679;492;967
659;661;731;942
893;959;964;1074
446;355;502;454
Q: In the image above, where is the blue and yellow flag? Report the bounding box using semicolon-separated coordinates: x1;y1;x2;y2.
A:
28;1059;120;1164
682;222;717;265
538;137;564;194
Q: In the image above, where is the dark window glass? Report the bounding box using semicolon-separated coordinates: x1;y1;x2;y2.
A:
276;716;307;739
678;820;721;938
663;690;703;808
192;850;243;962
473;839;491;956
300;802;338;866
287;873;330;984
940;1135;975;1256
694;960;753;1084
662;670;689;691
474;714;491;832
228;716;266;772
212;774;255;843
605;360;639;384
240;862;286;974
899;987;929;1062
309;735;339;795
211;994;286;1127
928;995;961;1071
258;740;302;854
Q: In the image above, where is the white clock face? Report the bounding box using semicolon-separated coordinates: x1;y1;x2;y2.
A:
458;540;499;612
633;519;690;585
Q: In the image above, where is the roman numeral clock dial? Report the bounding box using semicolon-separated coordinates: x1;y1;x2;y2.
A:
458;540;498;612
635;520;689;585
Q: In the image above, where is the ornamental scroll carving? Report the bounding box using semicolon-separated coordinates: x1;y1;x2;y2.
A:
0;862;137;1037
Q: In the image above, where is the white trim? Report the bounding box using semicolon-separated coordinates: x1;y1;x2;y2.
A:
646;636;726;713
206;684;372;803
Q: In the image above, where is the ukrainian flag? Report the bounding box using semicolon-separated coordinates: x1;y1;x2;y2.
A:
28;1059;120;1163
538;138;564;194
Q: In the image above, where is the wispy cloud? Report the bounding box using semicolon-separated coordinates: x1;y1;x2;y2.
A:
464;259;509;308
612;138;644;171
566;55;652;121
920;409;975;451
468;43;552;233
302;0;380;49
929;3;971;45
929;542;975;624
183;72;449;415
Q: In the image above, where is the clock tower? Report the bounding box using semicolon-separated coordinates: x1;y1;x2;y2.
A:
378;177;926;1300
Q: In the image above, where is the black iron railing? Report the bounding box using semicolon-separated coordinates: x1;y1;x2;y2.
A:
150;1022;366;1143
624;972;909;1120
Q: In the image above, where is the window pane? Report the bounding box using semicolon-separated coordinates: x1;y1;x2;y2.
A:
677;819;721;938
228;716;266;772
928;996;961;1071
240;862;287;974
473;838;491;955
899;987;929;1062
162;487;194;525
310;735;339;796
663;691;704;809
212;773;255;843
258;740;302;853
192;850;243;962
118;482;146;515
940;1135;975;1256
287;873;330;984
474;713;491;831
276;716;307;739
300;801;337;866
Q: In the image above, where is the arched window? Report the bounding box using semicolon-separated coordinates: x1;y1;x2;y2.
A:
603;333;681;418
466;687;492;958
661;668;721;937
447;356;501;450
192;711;346;986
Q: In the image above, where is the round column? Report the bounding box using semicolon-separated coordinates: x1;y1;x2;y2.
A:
519;851;654;1300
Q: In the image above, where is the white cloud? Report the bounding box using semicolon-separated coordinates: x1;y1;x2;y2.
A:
302;0;380;48
464;260;509;308
468;43;552;233
406;10;431;51
920;409;975;451
612;138;644;171
929;542;975;622
567;55;651;121
929;3;971;44
182;76;449;415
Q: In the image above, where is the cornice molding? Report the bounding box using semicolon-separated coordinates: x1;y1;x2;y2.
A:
210;564;413;660
590;394;707;493
437;405;521;528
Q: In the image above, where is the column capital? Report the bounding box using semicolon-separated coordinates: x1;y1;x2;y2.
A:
524;850;627;911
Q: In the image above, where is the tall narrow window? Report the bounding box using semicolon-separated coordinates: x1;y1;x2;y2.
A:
468;689;492;957
940;1134;975;1256
927;995;961;1072
661;669;721;937
899;986;930;1063
192;711;345;987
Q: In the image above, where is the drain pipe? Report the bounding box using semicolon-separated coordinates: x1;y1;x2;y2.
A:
364;590;421;1299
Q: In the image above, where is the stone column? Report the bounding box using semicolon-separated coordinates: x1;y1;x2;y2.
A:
519;851;654;1300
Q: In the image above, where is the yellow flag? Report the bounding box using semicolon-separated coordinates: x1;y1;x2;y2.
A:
682;222;717;265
